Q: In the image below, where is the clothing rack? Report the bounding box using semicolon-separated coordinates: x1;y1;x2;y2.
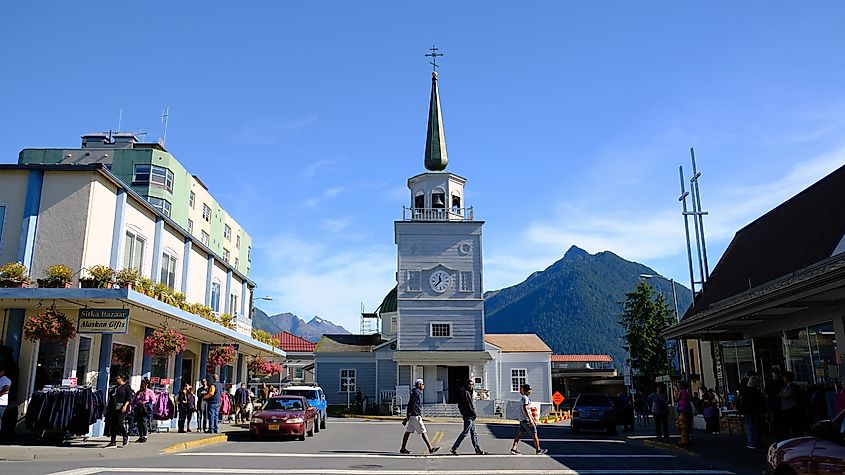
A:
26;385;105;444
150;385;173;433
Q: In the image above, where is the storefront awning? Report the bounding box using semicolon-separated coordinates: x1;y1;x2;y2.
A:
663;254;845;341
0;287;285;357
393;350;492;365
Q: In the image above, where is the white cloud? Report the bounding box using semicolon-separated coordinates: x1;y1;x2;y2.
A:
233;115;318;145
322;217;352;232
299;158;338;181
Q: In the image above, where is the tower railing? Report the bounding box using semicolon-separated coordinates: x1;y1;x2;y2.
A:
402;206;474;221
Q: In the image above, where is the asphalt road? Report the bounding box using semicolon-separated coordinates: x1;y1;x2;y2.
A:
4;418;753;475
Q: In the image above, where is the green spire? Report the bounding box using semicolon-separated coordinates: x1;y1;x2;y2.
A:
424;71;448;171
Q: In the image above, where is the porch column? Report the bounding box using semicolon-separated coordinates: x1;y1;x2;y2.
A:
17;169;44;272
92;333;113;437
173;352;184;393
199;343;209;381
241;280;248;317
141;327;153;377
150;217;164;281
4;308;25;362
236;353;244;384
109;188;127;269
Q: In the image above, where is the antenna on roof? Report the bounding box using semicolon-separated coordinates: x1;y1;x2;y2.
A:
160;107;170;146
117;108;123;132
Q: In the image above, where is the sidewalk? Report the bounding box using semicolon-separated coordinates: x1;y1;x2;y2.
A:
0;424;245;462
624;422;770;475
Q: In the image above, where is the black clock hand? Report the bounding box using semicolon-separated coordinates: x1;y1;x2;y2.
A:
436;276;442;286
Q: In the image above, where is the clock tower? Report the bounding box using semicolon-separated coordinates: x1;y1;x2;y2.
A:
393;69;491;405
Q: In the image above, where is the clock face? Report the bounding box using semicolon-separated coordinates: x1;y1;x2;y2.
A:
429;270;452;293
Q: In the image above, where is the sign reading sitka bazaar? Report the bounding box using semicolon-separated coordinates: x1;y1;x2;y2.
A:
77;309;130;334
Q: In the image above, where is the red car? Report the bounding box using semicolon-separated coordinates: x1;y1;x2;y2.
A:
250;395;318;440
766;410;845;475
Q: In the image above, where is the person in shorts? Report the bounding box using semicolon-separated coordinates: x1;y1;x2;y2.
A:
400;379;440;455
511;384;547;455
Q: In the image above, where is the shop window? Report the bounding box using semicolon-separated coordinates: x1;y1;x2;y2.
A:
111;343;135;385
35;339;68;390
151;356;168;381
123;231;145;270
76;336;92;385
221;365;234;384
720;340;755;395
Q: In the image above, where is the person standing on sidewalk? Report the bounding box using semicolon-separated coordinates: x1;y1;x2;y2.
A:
233;382;251;424
399;379;440;455
204;374;223;434
177;384;196;433
740;376;766;449
450;379;488;455
648;384;669;439
510;384;547;455
132;378;155;443
196;379;208;432
105;373;132;448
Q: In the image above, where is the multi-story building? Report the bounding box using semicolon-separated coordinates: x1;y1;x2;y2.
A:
18;133;252;276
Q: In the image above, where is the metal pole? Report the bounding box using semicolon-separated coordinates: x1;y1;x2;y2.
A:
688;162;707;287
690;148;710;279
670;279;688;377
679;166;697;300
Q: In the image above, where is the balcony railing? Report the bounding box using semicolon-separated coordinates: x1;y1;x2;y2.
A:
402;206;474;222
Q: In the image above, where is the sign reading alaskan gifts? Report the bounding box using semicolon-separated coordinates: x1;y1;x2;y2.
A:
77;308;130;334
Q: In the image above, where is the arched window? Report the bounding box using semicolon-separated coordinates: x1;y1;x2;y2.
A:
451;194;461;213
431;188;446;209
414;191;425;209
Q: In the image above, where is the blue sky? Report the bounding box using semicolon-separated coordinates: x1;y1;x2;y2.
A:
3;2;845;332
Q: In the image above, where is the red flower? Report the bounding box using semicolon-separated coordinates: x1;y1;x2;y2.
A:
144;328;186;356
23;309;76;343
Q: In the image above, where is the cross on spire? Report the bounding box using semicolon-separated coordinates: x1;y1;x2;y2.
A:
425;45;443;72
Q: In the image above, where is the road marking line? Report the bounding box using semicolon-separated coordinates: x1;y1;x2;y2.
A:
539;439;626;443
626;435;680;439
47;470;735;475
179;452;674;459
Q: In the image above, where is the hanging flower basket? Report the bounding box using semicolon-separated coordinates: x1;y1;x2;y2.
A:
247;356;284;376
143;328;186;356
23;308;76;343
208;344;237;367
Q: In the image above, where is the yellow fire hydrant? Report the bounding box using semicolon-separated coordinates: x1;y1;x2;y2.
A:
677;412;690;446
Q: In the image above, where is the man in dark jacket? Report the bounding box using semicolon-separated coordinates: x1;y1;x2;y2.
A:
400;379;440;454
450;379;488;455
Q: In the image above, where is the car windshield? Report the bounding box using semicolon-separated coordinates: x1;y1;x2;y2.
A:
263;399;303;411
576;395;612;407
282;389;318;400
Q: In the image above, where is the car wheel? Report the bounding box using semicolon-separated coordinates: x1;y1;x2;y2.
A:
314;419;320;433
298;433;306;441
320;414;327;430
571;424;580;434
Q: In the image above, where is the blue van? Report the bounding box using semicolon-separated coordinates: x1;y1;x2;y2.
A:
280;385;327;431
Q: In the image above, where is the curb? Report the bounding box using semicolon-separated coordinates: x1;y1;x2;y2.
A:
161;434;229;454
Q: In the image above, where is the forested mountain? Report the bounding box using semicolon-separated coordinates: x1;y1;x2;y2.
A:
484;246;692;368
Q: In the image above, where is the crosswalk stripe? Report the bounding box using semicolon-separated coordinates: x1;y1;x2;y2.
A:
179;452;675;459
48;468;736;475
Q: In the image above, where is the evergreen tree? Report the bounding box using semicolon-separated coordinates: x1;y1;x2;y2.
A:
619;282;675;389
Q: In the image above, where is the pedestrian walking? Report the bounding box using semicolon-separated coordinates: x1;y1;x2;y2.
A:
617;391;634;432
233;382;251;424
132;378;155;443
177;384;196;433
196;379;208;433
0;367;10;433
204;374;223;434
740;376;766;449
765;368;783;436
648;384;669;439
104;373;132;448
674;381;694;442
510;384;547;455
399;379;440;455
450;379;488;455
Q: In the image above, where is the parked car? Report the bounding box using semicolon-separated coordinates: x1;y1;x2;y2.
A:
280;385;327;431
765;410;845;475
250;395;318;441
571;393;618;435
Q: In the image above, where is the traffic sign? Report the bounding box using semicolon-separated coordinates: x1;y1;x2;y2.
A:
552;391;565;406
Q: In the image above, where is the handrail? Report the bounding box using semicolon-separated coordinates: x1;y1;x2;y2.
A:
402;206;474;221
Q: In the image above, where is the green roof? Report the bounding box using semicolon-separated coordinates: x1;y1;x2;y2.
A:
376;286;397;315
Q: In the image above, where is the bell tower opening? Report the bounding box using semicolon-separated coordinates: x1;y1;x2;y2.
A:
431;188;446;209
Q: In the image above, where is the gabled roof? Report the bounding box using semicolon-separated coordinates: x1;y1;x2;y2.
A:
551;355;613;363
484;334;552;353
314;333;385;353
685;163;845;319
273;331;316;352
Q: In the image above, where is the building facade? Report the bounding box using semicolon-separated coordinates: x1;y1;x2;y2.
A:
314;70;552;415
0;163;281;436
18;134;252;276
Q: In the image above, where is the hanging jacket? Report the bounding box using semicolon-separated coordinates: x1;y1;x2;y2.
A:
220;392;231;415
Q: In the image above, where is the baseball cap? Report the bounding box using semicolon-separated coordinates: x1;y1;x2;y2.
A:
521;384;532;391
415;379;424;387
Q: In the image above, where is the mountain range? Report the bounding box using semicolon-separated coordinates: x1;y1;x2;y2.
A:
252;308;350;342
484;246;692;368
253;245;692;364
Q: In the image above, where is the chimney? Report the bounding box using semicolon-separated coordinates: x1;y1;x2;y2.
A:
111;132;138;148
81;132;110;148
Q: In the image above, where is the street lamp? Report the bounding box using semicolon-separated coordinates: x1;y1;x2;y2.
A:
639;274;688;379
256;296;273;301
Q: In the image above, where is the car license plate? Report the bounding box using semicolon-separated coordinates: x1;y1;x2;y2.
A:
268;424;280;431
